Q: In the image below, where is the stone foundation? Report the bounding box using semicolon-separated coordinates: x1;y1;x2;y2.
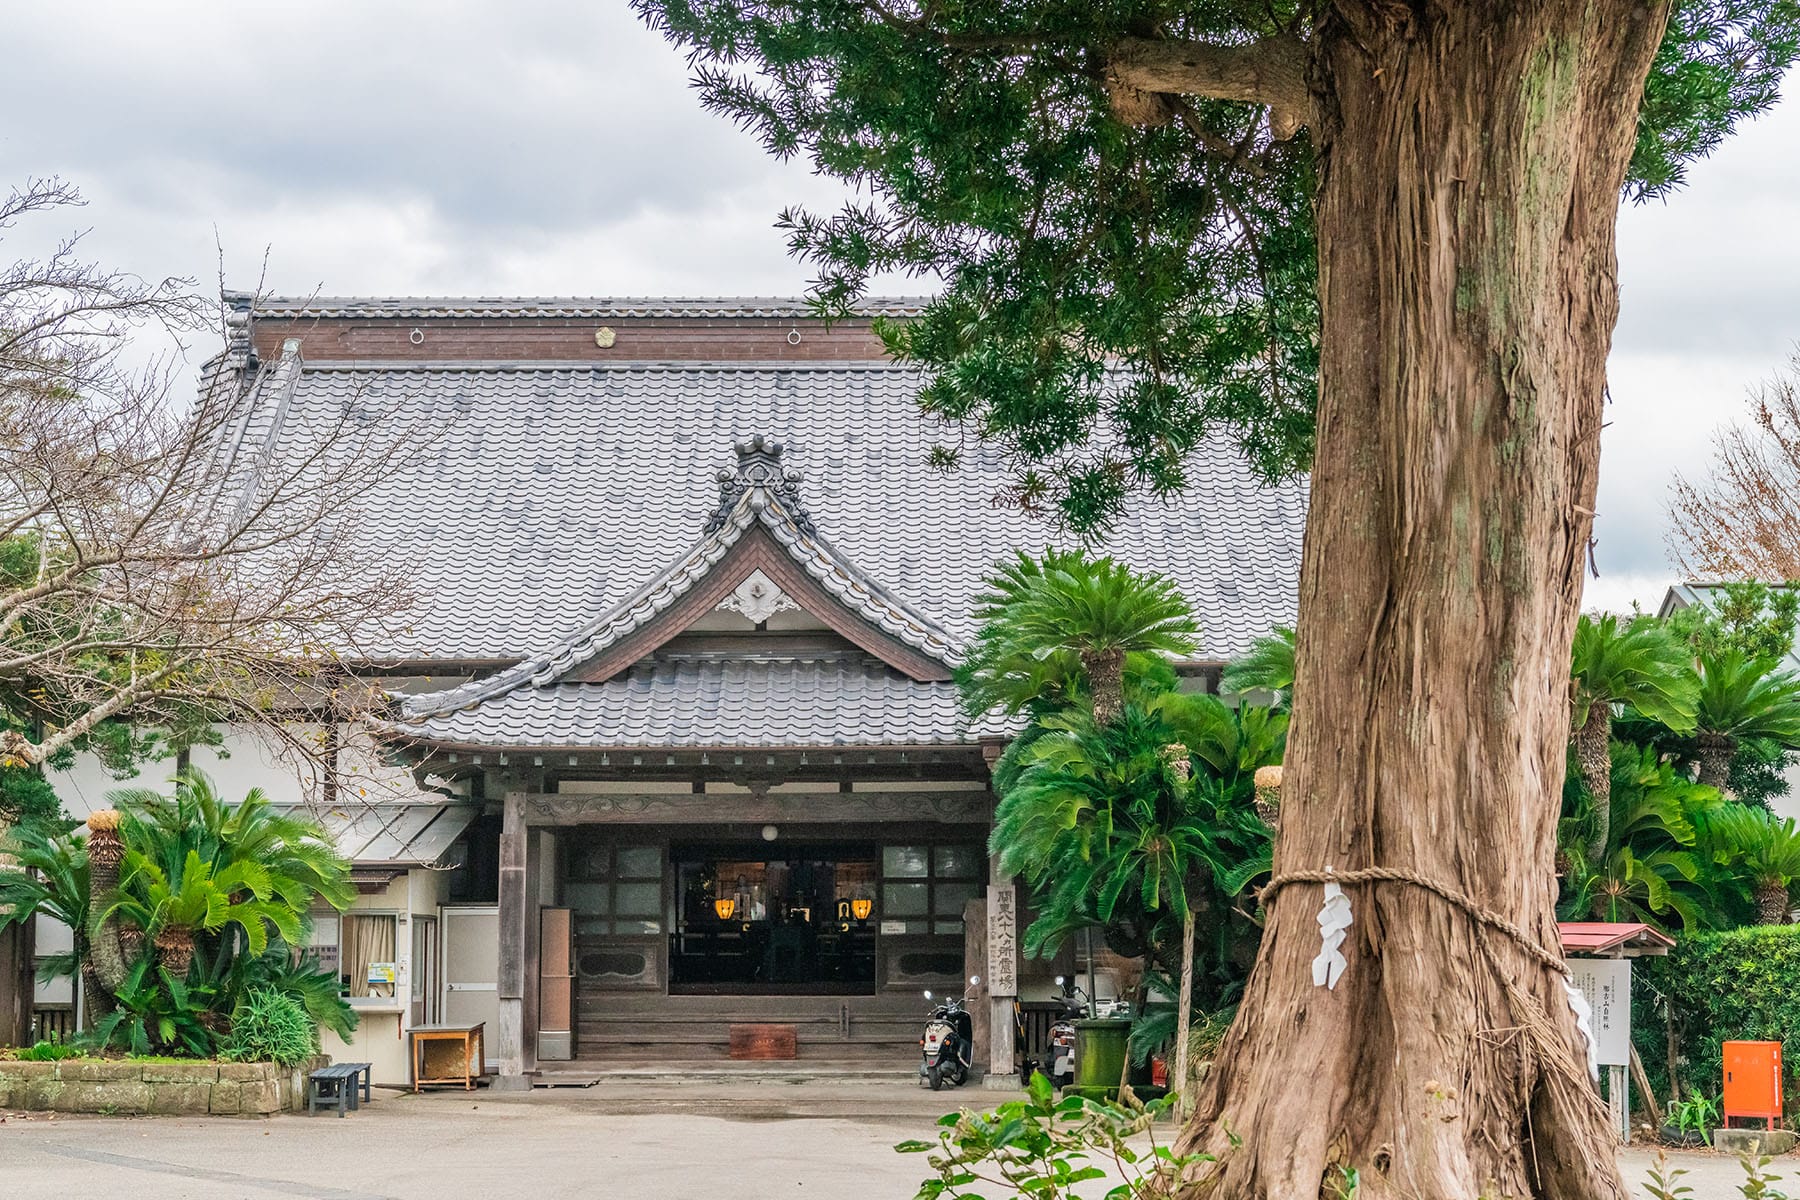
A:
0;1057;325;1116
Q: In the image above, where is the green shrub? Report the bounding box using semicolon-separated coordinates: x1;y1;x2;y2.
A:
13;1037;86;1061
1633;925;1800;1113
898;1072;1212;1199
221;986;317;1066
85;959;217;1058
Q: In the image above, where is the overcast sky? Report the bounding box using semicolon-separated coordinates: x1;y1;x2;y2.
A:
3;1;1796;615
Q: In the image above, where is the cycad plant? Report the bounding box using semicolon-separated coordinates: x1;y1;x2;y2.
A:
959;552;1197;722
1559;743;1734;931
1568;614;1699;859
0;817;92;1007
1692;650;1800;790
1219;626;1296;710
1707;807;1800;925
98;847;301;975
1;771;354;1057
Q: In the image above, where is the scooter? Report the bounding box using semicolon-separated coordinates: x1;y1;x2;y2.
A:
918;975;980;1091
1044;975;1089;1088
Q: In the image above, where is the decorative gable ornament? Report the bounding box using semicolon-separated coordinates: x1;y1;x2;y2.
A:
717;569;800;625
707;435;815;536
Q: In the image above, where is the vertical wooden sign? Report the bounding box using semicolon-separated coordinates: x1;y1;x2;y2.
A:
986;884;1018;996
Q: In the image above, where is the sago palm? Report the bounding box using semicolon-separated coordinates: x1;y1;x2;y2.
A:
114;772;354;914
1219;625;1296;709
0;818;92;1001
1559;743;1733;931
960;551;1197;723
99;846;303;975
1709;806;1800;925
1692;650;1800;790
1568;613;1698;858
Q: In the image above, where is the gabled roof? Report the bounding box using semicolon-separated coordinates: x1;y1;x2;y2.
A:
222;313;1307;667
400;436;958;722
1558;921;1675;956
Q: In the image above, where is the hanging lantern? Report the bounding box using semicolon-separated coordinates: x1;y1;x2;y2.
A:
714;897;737;921
851;897;874;921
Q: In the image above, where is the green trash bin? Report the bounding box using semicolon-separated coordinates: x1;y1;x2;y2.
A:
1073;1018;1132;1093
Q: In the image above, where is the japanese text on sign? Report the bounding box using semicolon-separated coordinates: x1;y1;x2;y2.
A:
987;884;1017;996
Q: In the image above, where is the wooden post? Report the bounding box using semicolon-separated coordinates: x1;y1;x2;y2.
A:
0;920;30;1047
963;896;990;1074
1173;907;1196;1115
494;791;530;1090
1608;1063;1629;1145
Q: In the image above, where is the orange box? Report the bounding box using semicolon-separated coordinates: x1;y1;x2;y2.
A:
1722;1040;1784;1128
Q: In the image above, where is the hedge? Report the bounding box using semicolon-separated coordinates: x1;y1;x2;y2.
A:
1631;925;1800;1115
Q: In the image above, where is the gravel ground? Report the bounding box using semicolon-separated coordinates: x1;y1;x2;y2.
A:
0;1080;1776;1198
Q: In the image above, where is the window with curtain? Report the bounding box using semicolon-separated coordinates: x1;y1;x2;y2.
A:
340;914;398;1002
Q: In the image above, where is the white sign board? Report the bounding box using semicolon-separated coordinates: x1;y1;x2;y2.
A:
1569;958;1632;1067
986;884;1018;997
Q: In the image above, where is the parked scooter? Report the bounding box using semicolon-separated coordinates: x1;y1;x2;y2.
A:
1044;975;1089;1088
918;975;980;1091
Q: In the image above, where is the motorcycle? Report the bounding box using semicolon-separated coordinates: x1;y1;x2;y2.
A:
1044;975;1088;1088
918;975;980;1091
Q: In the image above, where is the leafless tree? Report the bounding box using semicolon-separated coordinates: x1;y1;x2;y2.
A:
0;178;419;785
1670;350;1800;581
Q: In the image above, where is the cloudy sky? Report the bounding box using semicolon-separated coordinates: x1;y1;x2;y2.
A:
4;2;1796;614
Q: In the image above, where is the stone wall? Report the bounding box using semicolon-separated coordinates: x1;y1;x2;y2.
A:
0;1057;324;1116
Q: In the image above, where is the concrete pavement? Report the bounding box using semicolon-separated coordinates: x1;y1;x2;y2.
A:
0;1080;1777;1198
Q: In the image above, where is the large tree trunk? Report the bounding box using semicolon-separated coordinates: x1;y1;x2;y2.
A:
1174;6;1668;1198
1576;701;1614;861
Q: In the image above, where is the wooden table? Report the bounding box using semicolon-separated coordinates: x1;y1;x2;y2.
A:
407;1022;486;1092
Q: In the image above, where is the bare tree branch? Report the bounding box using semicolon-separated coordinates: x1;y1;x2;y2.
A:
0;178;424;796
1669;349;1800;581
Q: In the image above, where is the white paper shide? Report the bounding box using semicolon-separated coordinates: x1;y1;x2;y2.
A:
1311;879;1352;990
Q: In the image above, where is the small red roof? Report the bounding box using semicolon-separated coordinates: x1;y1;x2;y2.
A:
1558;922;1676;956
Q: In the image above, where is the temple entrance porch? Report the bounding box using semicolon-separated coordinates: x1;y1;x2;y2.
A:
488;773;1011;1084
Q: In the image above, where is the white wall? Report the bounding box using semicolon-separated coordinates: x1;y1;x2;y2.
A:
317;868;451;1086
47;722;435;818
1774;762;1800;825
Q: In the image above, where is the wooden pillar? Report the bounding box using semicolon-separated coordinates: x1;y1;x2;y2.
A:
0;920;31;1047
963;897;990;1072
495;790;531;1090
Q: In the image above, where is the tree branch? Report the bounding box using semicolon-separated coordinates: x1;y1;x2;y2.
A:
1108;35;1310;138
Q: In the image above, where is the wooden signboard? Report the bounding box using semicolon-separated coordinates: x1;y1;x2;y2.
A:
729;1023;798;1060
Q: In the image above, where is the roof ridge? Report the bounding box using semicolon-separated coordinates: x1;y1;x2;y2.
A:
292;359;915;373
241;295;935;319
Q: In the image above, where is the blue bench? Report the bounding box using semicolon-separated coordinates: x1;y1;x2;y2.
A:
307;1062;373;1117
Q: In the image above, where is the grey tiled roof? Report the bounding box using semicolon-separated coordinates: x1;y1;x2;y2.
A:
239;295;931;321
393;657;995;748
399;435;958;721
236;357;1305;664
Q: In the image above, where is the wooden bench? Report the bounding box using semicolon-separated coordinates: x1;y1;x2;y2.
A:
307;1062;373;1117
